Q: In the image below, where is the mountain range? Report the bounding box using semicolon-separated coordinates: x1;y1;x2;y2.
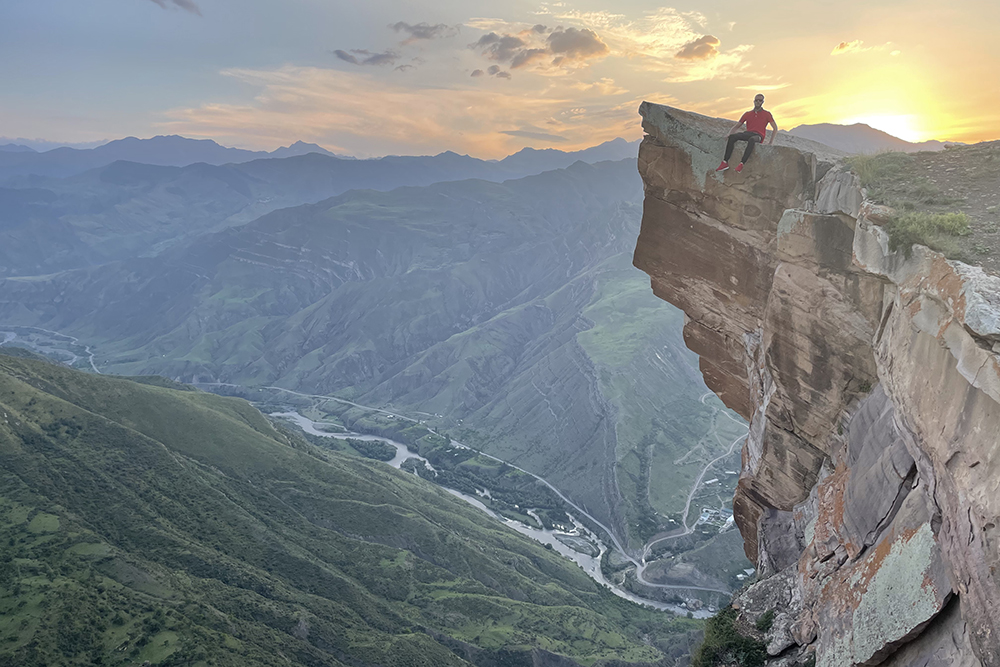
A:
0;135;641;182
0;135;347;178
0;143;37;153
0;158;745;551
0;122;945;185
0;139;644;277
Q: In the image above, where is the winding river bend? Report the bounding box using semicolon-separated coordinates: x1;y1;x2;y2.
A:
273;409;711;618
250;383;743;597
0;326;100;373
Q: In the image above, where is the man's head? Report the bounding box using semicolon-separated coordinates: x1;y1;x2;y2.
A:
754;94;764;109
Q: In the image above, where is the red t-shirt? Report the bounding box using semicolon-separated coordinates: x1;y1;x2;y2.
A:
740;109;774;139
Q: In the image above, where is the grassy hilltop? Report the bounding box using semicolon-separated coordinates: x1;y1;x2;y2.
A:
0;352;700;667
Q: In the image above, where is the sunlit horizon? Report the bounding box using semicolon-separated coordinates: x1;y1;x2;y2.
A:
2;0;998;158
1;113;956;160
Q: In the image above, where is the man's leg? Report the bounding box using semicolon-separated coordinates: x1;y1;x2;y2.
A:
741;133;762;164
723;133;743;162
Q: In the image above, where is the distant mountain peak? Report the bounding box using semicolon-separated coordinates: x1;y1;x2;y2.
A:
269;141;345;159
787;122;949;154
0;143;37;153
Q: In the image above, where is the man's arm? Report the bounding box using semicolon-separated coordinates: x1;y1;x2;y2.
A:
728;113;747;135
766;119;778;144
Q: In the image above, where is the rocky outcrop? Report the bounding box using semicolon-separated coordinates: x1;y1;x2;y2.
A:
633;103;1000;666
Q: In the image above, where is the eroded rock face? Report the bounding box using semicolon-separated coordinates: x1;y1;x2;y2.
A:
634;103;1000;666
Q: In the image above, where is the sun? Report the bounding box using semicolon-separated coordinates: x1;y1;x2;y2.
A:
842;114;924;143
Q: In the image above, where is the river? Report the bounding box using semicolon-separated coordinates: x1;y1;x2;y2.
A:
272;410;707;618
0;326;100;373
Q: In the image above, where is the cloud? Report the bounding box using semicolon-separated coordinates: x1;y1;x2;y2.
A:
474;9;750;83
547;27;609;63
148;0;201;15
333;49;400;66
332;50;360;65
473;33;528;62
470;26;608;73
831;40;867;55
674;35;720;60
470;66;511;80
736;82;791;91
389;22;459;44
158;66;642;158
510;48;548;68
831;40;900;57
500;129;570;142
484;65;511;79
571;77;627;95
536;9;625;28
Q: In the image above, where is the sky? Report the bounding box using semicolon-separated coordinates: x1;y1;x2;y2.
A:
2;0;998;157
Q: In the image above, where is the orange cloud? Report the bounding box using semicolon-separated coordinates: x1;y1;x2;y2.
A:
472;10;752;83
675;35;720;60
570;77;628;95
831;40;868;55
156;66;640;158
736;83;791;91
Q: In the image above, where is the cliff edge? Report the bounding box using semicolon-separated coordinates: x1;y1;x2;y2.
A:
633;102;1000;666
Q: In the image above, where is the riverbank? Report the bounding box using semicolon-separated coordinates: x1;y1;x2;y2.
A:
272;408;712;618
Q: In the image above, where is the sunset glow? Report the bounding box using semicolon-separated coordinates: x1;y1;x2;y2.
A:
2;0;998;155
841;116;922;143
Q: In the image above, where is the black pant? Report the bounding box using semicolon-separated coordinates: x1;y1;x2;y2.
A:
725;131;763;163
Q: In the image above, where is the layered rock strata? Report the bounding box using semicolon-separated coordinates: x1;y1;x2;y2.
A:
633;103;999;666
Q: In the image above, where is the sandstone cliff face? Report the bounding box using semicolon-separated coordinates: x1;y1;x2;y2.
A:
633;103;1000;666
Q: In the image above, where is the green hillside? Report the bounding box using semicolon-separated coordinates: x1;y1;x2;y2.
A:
0;354;701;666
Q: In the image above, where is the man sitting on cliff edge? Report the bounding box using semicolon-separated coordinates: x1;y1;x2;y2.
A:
716;94;777;173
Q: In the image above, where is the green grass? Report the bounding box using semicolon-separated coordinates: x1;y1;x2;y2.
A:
0;355;701;666
846;152;959;211
845;152;973;259
342;437;396;461
691;607;767;667
846;152;915;199
755;609;775;633
846;152;960;209
26;513;60;534
884;210;970;258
